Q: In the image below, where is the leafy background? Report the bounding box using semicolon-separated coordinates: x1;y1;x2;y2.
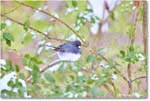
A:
0;0;147;98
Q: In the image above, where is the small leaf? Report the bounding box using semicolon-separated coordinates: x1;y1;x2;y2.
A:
120;50;126;57
15;65;19;72
87;54;96;63
7;80;15;88
23;33;32;44
96;48;104;54
0;23;6;30
32;65;40;83
3;32;14;46
19;73;25;80
44;72;55;83
24;20;30;31
110;12;115;21
90;87;105;97
72;1;77;7
90;17;95;24
85;9;93;12
97;76;109;85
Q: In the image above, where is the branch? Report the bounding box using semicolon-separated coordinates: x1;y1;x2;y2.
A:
0;39;3;59
26;60;64;82
1;14;66;42
97;54;129;87
2;4;21;15
127;2;140;94
97;0;120;34
131;76;146;83
40;60;62;73
15;1;86;45
142;1;147;54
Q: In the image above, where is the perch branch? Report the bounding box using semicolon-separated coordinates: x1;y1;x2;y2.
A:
40;60;62;73
26;60;64;82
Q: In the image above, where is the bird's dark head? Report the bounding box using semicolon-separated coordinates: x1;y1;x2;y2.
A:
72;40;81;48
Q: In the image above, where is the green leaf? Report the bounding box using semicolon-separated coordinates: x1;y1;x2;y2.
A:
85;9;93;13
3;32;14;46
19;73;25;80
0;23;6;30
90;87;105;97
24;19;30;31
120;50;126;57
15;65;19;72
22;57;28;66
72;1;77;7
97;76;109;85
23;33;32;44
7;80;15;88
110;12;115;21
87;54;96;63
127;24;134;38
34;85;41;90
96;48;104;54
90;17;95;24
32;65;40;83
44;72;55;83
24;1;44;8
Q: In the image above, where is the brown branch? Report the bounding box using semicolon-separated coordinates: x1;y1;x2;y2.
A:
40;60;62;73
15;1;86;45
0;39;3;59
97;0;120;34
127;3;140;94
26;60;64;82
97;53;129;87
131;76;146;83
2;4;21;15
142;1;147;54
103;84;114;97
1;14;66;42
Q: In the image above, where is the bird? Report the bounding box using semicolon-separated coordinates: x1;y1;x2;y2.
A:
46;40;82;61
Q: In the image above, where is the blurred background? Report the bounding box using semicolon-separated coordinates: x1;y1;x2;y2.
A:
0;0;147;98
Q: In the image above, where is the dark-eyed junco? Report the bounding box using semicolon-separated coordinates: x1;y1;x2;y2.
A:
47;40;82;61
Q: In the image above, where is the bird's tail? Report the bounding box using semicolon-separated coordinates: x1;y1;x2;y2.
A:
39;44;57;50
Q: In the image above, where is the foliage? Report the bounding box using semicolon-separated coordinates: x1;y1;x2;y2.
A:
1;0;147;98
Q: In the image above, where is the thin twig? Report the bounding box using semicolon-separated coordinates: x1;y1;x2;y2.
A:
1;14;66;42
2;4;21;15
103;84;114;97
142;1;147;54
97;54;129;86
127;3;140;94
131;76;146;83
15;1;86;45
0;39;3;59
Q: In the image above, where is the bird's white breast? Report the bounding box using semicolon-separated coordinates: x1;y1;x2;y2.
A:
57;52;81;61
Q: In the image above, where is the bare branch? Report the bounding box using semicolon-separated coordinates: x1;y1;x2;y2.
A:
127;2;140;94
131;76;146;83
2;4;21;15
142;1;147;54
1;14;67;42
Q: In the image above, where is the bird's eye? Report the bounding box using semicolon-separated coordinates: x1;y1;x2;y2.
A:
78;45;81;48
